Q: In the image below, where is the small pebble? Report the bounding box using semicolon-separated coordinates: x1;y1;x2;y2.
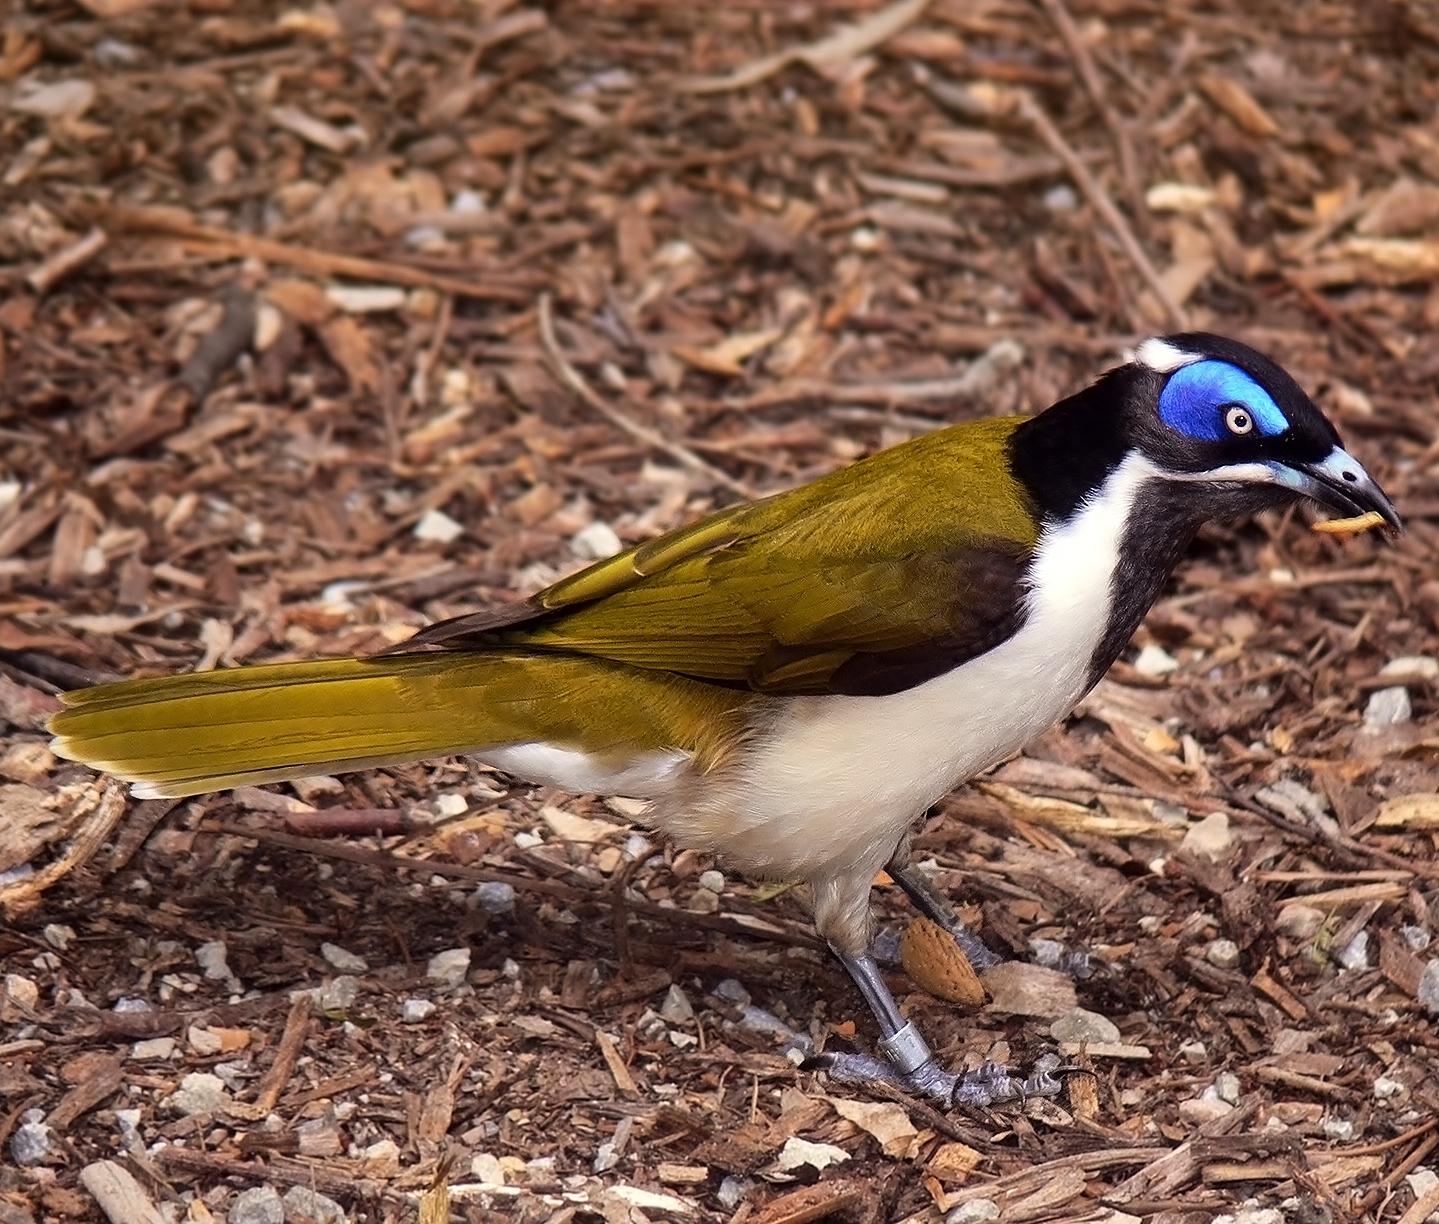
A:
229;1186;284;1224
427;947;471;988
315;976;358;1012
571;521;624;560
474;881;516;914
1133;644;1179;676
434;792;468;818
716;1176;753;1211
42;924;76;951
1206;939;1241;970
947;1199;1001;1224
1049;1007;1120;1044
686;887;720;914
1401;925;1431;951
1178;1097;1233;1125
658;984;695;1024
413;508;464;543
1043;183;1078;212
188;1025;222;1056
1181;811;1232;861
1364;686;1412;729
1417;960;1439;1013
1323;1118;1355;1141
1276;904;1325;941
10;1114;53;1165
131;1037;176;1061
713;979;751;1008
194;941;230;979
1214;1072;1242;1104
1179;1040;1208;1064
169;1072;230;1116
1336;930;1370;970
697;869;725;893
281;1186;345;1224
472;1152;506;1184
320;943;368;974
1373;1075;1404;1099
402;998;436;1023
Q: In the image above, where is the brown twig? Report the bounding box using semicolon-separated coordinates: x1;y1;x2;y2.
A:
1015;92;1187;331
27;226;107;294
102;205;535;303
1035;0;1146;225
536;293;754;498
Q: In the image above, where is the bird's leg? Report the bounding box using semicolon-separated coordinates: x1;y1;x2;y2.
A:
812;869;1066;1107
886;843;1099;979
885;845;1002;972
823;945;1067;1106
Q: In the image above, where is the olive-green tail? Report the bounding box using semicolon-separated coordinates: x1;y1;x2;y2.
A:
48;652;753;799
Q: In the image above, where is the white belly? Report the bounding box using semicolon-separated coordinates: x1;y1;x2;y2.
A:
665;452;1155;880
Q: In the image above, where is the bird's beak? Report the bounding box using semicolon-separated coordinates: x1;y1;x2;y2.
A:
1269;447;1402;531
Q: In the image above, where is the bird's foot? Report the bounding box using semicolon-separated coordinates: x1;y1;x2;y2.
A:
818;1047;1069;1108
1029;936;1105;980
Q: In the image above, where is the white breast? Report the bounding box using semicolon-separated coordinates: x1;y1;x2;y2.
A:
668;452;1160;880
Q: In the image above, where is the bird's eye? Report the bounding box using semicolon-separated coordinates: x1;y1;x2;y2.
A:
1224;405;1254;436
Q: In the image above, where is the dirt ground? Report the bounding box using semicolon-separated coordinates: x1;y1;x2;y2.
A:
2;1;1439;1222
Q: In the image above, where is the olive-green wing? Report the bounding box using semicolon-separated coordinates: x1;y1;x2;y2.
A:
401;417;1039;696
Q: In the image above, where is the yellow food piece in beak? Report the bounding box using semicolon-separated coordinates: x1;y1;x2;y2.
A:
1311;510;1386;535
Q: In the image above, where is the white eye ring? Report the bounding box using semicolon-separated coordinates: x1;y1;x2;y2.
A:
1224;405;1254;435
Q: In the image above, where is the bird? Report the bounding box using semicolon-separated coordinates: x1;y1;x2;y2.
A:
49;332;1398;1105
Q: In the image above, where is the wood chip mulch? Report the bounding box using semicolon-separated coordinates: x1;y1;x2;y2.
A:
2;2;1439;1222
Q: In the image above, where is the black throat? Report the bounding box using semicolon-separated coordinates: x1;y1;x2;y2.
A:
1007;367;1210;687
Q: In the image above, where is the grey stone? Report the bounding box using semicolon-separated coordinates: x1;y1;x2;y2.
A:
281;1186;344;1224
427;947;470;988
1049;1008;1120;1044
1417;959;1439;1014
169;1072;230;1116
1364;686;1412;729
1276;903;1325;941
697;869;725;893
658;984;694;1024
473;881;515;914
229;1186;284;1224
1214;1072;1242;1104
1336;930;1370;970
1401;925;1431;951
401;997;436;1023
10;1114;52;1165
131;1037;176;1061
319;943;368;974
1206;938;1241;970
194;941;230;979
1181;811;1232;860
1178;1040;1208;1064
716;1176;753;1212
315;976;358;1012
713;978;750;1008
946;1200;1000;1224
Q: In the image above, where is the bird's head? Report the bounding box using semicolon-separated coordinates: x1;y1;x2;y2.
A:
1013;332;1401;533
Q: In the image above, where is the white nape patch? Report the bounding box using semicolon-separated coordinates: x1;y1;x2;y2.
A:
1133;337;1202;374
478;742;690;797
668;452;1162;914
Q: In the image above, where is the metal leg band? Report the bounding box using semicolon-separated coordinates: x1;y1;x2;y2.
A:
877;1021;933;1076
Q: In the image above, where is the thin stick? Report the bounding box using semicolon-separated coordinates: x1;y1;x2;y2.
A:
536;293;754;498
103;205;533;303
1016;92;1187;331
1035;0;1145;224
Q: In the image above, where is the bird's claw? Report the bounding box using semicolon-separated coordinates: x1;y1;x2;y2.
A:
815;1049;1073;1108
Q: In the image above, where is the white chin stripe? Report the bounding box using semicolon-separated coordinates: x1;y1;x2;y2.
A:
1161;461;1277;486
1132;337;1202;374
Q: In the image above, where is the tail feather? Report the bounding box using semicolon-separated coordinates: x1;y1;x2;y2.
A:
49;656;503;798
49;651;753;799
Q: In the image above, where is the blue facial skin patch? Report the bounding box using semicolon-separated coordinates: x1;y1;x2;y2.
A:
1158;360;1289;442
